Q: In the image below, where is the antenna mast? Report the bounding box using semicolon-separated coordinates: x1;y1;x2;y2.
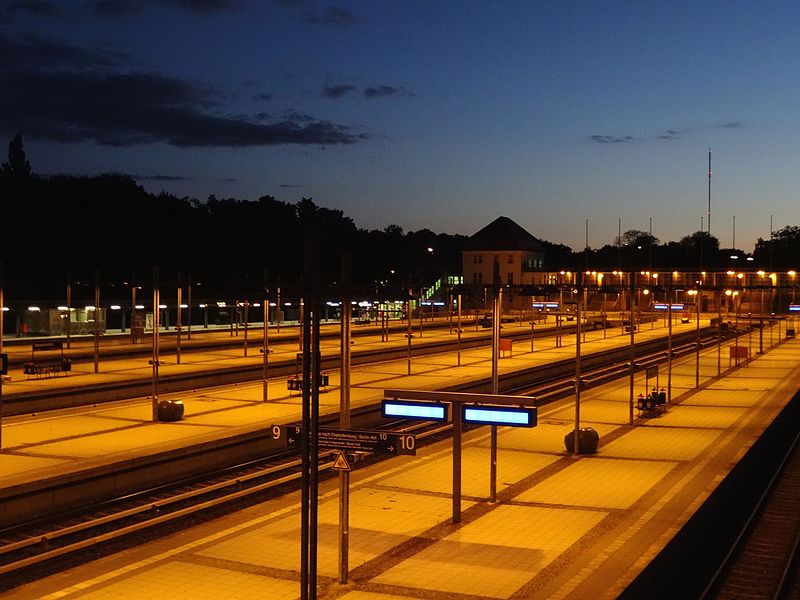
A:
707;147;712;234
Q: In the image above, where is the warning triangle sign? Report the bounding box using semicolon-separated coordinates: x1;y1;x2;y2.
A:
332;451;351;471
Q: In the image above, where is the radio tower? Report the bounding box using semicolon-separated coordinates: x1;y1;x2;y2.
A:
707;148;712;234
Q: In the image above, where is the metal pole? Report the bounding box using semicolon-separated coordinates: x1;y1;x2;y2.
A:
457;293;462;366
490;288;500;501
187;274;192;340
176;278;182;365
243;300;249;357
152;267;160;422
309;293;320;599
629;272;635;425
574;272;583;453
452;398;462;524
65;278;71;349
667;285;673;403
94;271;100;374
338;254;352;584
717;290;722;375
406;292;412;375
268;293;269;402
695;289;701;388
131;285;136;344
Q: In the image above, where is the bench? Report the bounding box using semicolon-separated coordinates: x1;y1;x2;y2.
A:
24;358;72;378
24;341;71;378
287;372;330;394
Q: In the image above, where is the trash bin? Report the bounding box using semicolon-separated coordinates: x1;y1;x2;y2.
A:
564;427;599;454
157;399;185;422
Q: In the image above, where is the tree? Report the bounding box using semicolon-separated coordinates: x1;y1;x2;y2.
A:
615;229;659;249
1;133;32;181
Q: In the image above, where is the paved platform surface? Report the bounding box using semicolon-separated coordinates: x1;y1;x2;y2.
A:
2;318;797;599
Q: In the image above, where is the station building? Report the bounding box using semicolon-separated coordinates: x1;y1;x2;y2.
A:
460;216;551;311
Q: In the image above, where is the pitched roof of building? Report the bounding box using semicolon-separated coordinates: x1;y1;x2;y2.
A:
464;216;543;251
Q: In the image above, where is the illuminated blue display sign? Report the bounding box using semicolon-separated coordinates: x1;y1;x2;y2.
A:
653;303;685;311
382;399;448;421
532;302;559;309
789;305;800;312
462;405;537;427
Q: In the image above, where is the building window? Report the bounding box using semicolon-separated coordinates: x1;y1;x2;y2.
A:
507;272;514;285
508;255;514;264
473;255;478;264
478;255;483;264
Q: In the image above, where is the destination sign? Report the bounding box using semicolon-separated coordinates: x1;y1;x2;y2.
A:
382;399;448;421
653;303;685;311
462;404;537;427
277;425;416;456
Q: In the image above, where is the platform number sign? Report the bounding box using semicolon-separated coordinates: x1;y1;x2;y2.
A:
271;425;416;455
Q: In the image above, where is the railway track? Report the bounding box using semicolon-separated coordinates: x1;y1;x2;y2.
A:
702;418;800;600
0;326;770;593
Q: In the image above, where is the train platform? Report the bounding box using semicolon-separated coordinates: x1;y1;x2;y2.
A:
2;321;798;598
0;318;699;500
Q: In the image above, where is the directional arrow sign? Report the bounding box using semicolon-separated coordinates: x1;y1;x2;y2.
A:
280;425;416;456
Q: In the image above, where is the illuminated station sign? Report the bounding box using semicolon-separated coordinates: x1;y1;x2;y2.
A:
531;302;559;309
789;305;800;312
653;303;685;311
462;404;537;428
382;399;449;421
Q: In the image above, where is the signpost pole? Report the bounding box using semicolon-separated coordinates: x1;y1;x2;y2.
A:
176;275;182;365
456;293;462;366
490;288;501;501
338;254;352;585
667;285;673;404
573;272;582;454
94;270;100;374
151;266;160;422
629;272;635;425
452;399;462;524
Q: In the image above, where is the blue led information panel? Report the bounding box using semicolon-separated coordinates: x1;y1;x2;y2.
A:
462;404;537;427
653;303;685;311
789;304;800;312
382;399;449;421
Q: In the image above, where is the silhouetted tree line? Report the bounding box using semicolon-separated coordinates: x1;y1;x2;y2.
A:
1;135;797;302
0;135;469;301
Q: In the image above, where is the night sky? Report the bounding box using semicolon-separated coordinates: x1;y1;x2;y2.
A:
2;0;799;252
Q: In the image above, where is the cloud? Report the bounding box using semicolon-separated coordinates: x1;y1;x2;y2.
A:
88;0;240;17
302;6;355;26
252;92;273;102
4;0;65;18
0;31;128;70
720;121;743;129
364;85;412;98
0;33;363;147
322;84;356;99
135;174;189;181
280;183;301;188
591;135;634;144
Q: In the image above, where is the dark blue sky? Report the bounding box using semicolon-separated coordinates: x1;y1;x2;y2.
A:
2;0;798;251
